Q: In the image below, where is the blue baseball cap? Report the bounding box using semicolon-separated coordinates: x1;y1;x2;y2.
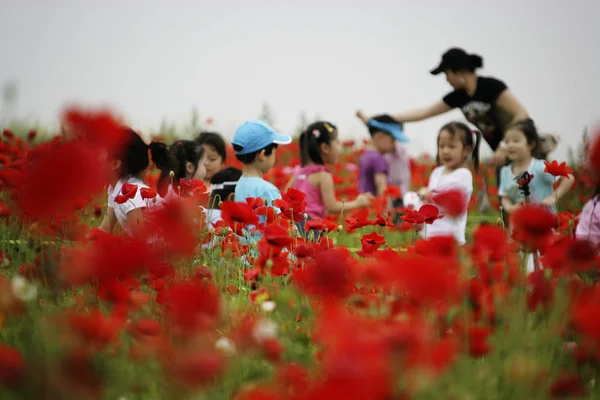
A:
367;119;409;143
232;120;292;155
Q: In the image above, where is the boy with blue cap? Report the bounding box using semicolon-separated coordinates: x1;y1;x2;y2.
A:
232;120;292;206
355;112;410;213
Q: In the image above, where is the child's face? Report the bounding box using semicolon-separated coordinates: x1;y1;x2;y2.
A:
258;148;277;173
372;131;395;154
202;145;224;182
187;153;207;181
322;133;341;164
438;129;469;169
504;128;533;162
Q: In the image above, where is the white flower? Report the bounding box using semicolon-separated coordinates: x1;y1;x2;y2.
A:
252;318;277;344
261;300;276;313
11;275;37;302
215;337;236;356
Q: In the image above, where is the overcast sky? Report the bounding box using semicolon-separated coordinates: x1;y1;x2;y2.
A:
1;0;598;160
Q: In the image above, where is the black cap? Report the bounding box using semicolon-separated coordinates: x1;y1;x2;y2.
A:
430;48;479;75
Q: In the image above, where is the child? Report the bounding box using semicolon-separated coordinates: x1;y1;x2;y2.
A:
154;140;207;200
232;120;292;205
499;120;574;216
404;122;480;245
355;113;409;198
287;121;373;220
99;128;164;236
576;183;600;249
204;167;242;227
195;131;227;186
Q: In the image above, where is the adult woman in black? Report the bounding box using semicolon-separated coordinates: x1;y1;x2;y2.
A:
357;47;530;179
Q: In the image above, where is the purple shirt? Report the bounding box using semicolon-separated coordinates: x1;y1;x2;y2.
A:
384;142;411;196
359;150;388;195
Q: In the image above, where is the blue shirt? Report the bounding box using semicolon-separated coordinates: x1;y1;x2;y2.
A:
499;158;557;211
234;176;282;205
233;176;282;251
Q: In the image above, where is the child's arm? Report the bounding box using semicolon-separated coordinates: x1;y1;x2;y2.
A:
541;174;576;206
319;173;372;213
284;176;296;192
501;197;517;214
98;207;117;233
374;173;387;197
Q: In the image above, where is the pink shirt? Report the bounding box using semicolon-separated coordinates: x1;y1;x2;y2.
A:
384;142;410;196
576;197;600;249
292;165;328;219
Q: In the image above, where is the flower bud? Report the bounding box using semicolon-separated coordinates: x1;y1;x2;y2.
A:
303;213;308;220
169;170;175;179
337;225;343;232
265;259;274;269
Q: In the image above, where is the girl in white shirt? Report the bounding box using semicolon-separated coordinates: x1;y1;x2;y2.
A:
403;122;480;245
99;128;167;236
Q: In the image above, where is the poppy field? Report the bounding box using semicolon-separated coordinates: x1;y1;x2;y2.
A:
1;113;600;400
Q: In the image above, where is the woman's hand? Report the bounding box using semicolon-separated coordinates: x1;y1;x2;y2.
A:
355;110;368;123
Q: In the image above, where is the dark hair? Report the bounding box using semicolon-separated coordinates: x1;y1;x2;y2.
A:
506;119;542;159
233;143;278;164
299;121;338;166
436;122;481;172
154;140;205;196
464;54;483;72
116;128;167;179
195;131;227;163
367;114;399;137
209;167;242;209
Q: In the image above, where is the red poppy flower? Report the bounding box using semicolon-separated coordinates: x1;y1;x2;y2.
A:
0;345;25;387
14;140;110;220
401;209;425;225
527;270;554;311
472;224;508;262
543;160;573;178
419;204;444;224
178;179;207;197
293;248;355;301
263;223;293;248
550;372;586;398
345;210;374;231
140;187;157;199
510;204;555;250
2;129;14;140
468;326;492;357
221;201;259;235
162;348;225;390
27;130;37;141
431;188;469;217
0;202;11;218
161;280;220;337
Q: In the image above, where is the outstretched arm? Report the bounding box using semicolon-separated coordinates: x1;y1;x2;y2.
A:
496;89;529;123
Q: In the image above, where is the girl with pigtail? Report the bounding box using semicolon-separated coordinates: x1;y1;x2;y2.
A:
287;121;373;221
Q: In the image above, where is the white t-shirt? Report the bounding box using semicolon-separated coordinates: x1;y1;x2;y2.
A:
202;208;223;228
107;176;153;236
424;166;473;245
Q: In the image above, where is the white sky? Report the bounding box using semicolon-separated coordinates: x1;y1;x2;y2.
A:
1;0;599;160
